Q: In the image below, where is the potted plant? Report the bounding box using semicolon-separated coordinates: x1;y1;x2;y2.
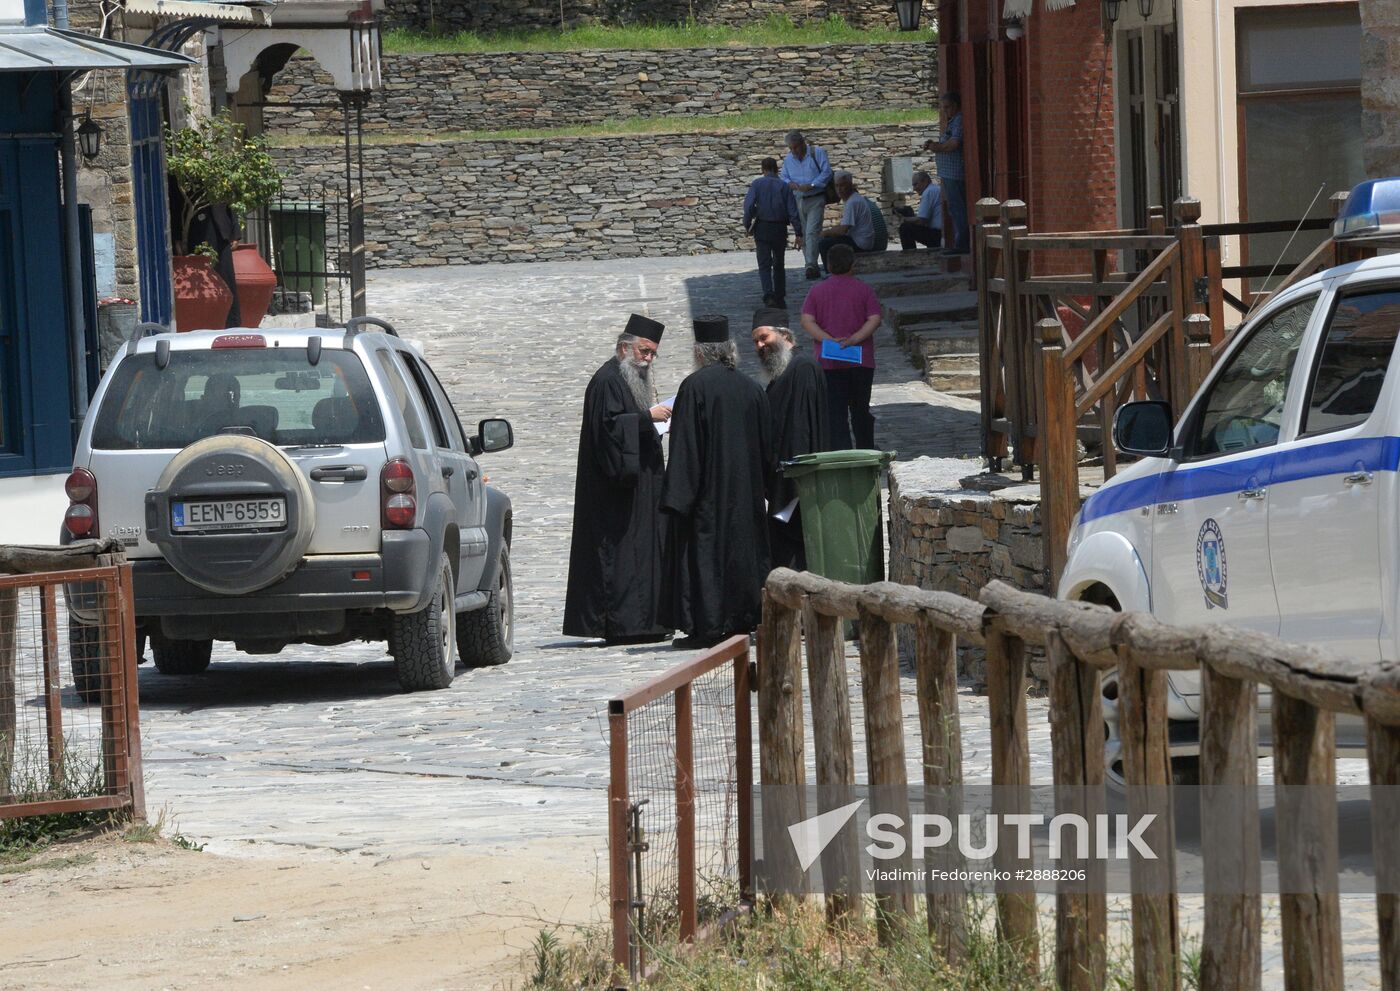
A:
165;110;283;330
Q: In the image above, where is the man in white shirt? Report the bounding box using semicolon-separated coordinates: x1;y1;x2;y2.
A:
816;171;876;274
779;129;833;281
899;170;943;251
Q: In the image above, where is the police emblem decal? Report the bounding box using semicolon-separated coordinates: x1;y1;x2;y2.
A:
1196;518;1228;610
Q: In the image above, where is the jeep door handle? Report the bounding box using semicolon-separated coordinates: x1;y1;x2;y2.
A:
1345;471;1374;487
465;467;479;481
1238;487;1267;501
441;466;454;478
309;464;367;482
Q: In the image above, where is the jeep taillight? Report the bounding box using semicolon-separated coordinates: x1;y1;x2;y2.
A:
63;468;98;538
381;459;416;529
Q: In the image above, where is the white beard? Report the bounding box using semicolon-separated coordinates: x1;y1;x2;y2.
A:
617;357;656;411
758;342;793;383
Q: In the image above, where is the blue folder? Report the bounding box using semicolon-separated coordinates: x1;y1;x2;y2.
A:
820;339;863;364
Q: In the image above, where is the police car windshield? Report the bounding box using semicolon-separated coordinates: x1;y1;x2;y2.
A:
91;349;386;450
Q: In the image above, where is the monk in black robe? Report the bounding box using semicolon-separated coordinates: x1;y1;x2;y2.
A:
752;308;829;570
563;314;673;643
660;315;775;647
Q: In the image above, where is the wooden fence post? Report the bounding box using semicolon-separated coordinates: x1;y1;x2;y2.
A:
675;682;697;941
915;617;967;963
1198;665;1261;991
976;197;1006;469
1046;630;1107;991
1367;716;1400;991
758;590;807;901
1175;197;1204;317
1038;318;1077;592
984;617;1040;974
1184;314;1213;398
804;603;861;923
857;607;914;940
1115;643;1180;991
1273;695;1344;991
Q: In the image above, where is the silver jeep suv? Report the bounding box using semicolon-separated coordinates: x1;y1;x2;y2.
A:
63;317;514;695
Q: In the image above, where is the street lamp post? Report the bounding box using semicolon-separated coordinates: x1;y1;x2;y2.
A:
895;0;923;32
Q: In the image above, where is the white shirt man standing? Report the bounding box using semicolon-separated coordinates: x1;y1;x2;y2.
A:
779;129;833;282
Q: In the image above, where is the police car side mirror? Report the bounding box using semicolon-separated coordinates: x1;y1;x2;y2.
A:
1113;401;1174;458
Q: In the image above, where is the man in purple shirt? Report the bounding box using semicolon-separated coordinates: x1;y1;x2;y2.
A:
799;244;882;450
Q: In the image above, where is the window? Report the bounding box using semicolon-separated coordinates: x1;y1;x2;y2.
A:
1237;6;1364;293
396;352;448;449
1189;295;1316;458
1301;288;1400;436
408;354;468;452
91;349;386;450
376;350;428;450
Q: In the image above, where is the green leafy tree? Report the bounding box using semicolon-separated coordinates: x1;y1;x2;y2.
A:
165;109;282;255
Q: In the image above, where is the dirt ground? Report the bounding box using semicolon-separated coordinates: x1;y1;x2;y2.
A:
0;833;605;991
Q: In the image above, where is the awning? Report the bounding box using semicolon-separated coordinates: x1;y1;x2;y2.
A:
0;26;195;71
122;0;275;26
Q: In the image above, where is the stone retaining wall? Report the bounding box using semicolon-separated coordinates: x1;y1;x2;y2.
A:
267;43;935;135
272;121;933;266
382;0;900;35
888;457;1049;684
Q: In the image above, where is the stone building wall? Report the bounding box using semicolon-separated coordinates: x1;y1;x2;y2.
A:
272;121;933;266
1361;0;1400;178
887;457;1048;683
266;43;936;135
382;0;902;35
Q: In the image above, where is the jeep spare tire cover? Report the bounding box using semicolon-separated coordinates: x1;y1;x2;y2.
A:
145;435;316;595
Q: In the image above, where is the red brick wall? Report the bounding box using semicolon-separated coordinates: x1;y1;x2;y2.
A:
1025;3;1117;270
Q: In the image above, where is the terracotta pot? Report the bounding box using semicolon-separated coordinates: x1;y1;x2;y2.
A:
172;255;233;332
230;241;278;328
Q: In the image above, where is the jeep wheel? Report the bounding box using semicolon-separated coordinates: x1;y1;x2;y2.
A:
69;617;103;705
391;553;457;691
150;631;214;676
458;544;513;668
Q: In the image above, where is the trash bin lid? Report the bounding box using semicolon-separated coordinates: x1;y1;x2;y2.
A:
780;448;894;477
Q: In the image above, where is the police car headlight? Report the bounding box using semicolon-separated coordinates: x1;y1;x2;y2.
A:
1066;508;1083;556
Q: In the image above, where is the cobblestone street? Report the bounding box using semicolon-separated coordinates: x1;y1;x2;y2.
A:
138;250;983;867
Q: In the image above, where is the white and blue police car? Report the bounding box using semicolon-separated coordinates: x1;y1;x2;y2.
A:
1059;177;1400;790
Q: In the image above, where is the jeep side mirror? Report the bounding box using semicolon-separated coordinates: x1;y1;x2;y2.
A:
1113;401;1174;457
477;418;514;454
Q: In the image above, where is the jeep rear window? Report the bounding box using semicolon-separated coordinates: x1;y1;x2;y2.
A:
91;349;386;450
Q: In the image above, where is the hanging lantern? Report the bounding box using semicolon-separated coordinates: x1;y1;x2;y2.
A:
77;112;103;161
895;0;923;32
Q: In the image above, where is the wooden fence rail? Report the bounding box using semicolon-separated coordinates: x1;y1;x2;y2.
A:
760;567;1400;991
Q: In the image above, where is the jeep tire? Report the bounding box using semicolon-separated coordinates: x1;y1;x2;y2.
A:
390;553;457;691
150;629;214;676
70;616;103;705
458;544;513;668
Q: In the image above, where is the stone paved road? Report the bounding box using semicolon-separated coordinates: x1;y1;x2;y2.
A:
140;250;982;863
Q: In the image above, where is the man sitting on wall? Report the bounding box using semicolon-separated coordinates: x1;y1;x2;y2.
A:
898;170;943;252
816;171;877;274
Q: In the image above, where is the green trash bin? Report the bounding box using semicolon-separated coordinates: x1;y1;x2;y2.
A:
781;448;895;585
268;201;327;306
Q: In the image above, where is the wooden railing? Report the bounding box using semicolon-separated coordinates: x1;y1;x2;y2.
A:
974;193;1373;588
759;567;1400;991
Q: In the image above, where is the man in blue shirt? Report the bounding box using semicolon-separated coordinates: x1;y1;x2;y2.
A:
899;170;943;251
744;157;802;308
780;129;833;282
923;92;968;255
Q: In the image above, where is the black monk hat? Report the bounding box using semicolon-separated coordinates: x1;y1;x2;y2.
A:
751;307;790;331
693;314;730;344
625;313;665;344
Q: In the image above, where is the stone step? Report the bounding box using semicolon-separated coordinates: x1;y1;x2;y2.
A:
883;291;979;329
854;248;954;275
861;270;971;299
926;368;982;393
924;351;981;393
902;323;980;358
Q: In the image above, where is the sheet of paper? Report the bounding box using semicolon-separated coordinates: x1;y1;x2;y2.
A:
820;339;863;364
772;497;799;523
654;395;677;436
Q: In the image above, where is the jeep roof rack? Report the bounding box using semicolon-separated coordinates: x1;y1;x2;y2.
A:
343;316;399;339
130;322;169;342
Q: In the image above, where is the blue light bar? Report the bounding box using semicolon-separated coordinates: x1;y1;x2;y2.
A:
1334;177;1400;240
